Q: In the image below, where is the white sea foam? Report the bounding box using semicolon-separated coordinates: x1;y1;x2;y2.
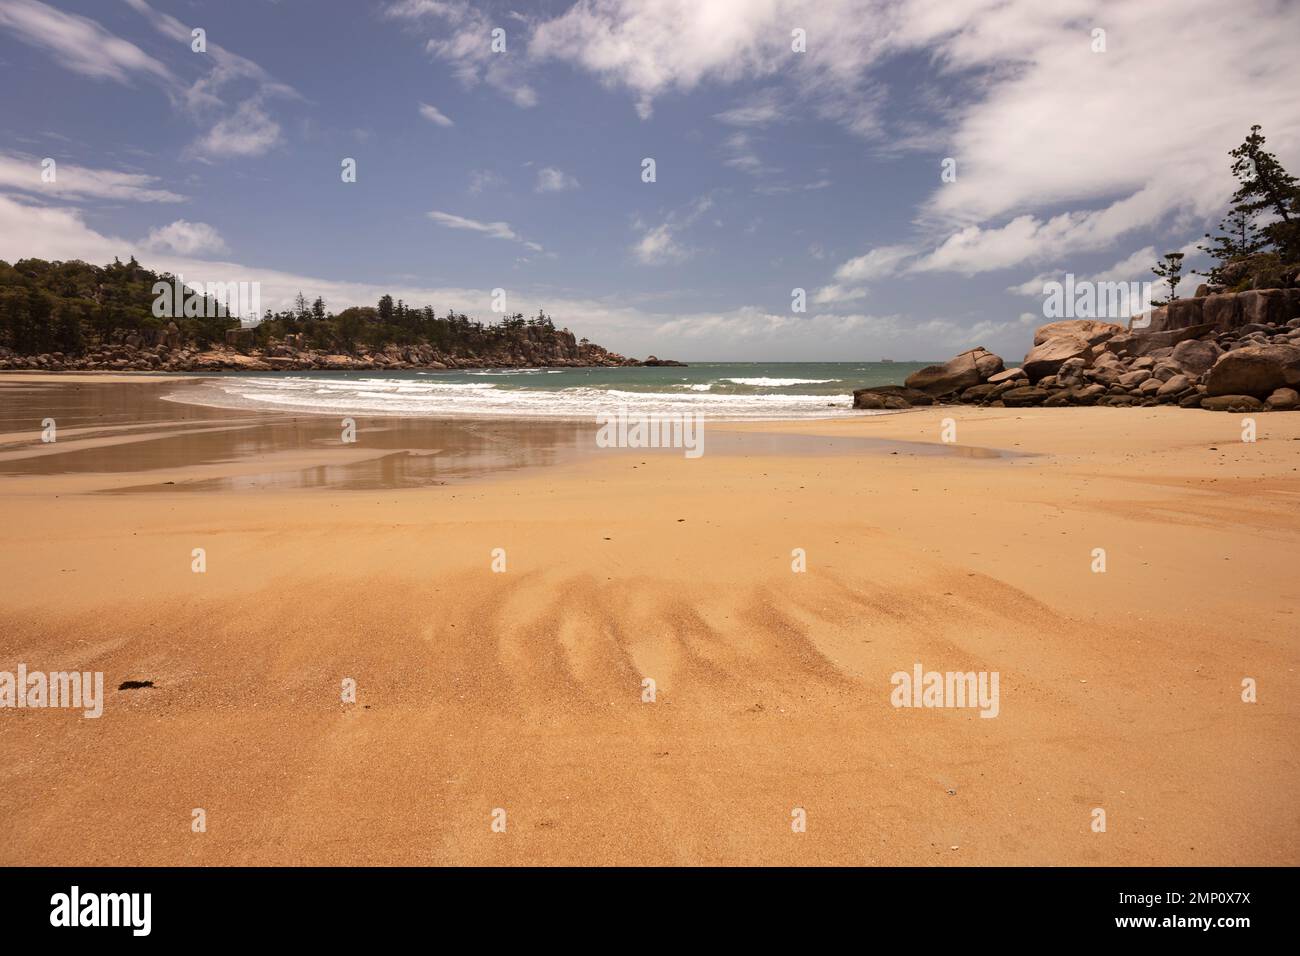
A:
164;374;874;420
722;377;836;387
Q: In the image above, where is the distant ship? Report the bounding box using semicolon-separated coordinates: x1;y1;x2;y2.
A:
880;358;895;363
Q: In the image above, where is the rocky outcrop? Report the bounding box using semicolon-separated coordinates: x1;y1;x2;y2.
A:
1034;319;1124;346
1023;333;1093;382
1143;287;1300;333
853;385;936;409
853;306;1300;413
1204;344;1300;398
0;333;677;373
904;347;1001;397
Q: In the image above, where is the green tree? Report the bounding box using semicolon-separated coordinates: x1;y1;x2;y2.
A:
1151;252;1185;306
1227;125;1300;262
1198;207;1264;284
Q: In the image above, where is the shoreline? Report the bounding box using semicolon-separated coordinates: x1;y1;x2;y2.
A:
1;375;1297;865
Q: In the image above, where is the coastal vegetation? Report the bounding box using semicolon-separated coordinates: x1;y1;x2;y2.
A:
0;256;639;370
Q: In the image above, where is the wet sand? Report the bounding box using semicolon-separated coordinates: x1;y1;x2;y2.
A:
1;373;1297;865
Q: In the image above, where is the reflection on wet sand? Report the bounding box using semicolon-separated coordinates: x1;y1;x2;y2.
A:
0;375;1013;493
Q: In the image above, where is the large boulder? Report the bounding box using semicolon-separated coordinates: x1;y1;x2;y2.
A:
905;347;1001;396
853;385;935;409
1156;374;1194;397
1032;319;1124;347
1202;293;1243;331
1163;298;1205;332
987;367;1027;384
1134;305;1166;332
974;350;1004;379
1238;290;1289;328
1204;344;1300;398
1201;394;1265;412
1056;356;1088;387
1023;334;1092;382
1170;338;1221;375
1106;323;1216;358
1000;386;1049;407
1266;387;1299;410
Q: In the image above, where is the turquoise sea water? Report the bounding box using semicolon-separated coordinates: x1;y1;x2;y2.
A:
168;361;936;420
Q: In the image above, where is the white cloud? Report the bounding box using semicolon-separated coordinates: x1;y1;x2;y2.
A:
143;220;227;256
1006;272;1055;297
528;0;887;133
752;178;831;196
813;284;868;304
1090;247;1159;285
721;131;778;177
520;0;1299;276
384;1;537;108
630;194;714;265
0;0;173;85
121;0;299;159
418;102;454;127
467;169;504;195
903;1;1300;272
535;167;579;193
0;152;185;203
0;192;128;263
0;0;300;162
427;209;542;252
832;244;917;283
187;97;282;159
0;192;1033;361
715;89;787;127
632;223;685;265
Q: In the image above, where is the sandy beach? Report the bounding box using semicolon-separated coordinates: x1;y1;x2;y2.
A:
0;373;1296;866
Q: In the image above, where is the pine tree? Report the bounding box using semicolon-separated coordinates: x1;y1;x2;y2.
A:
1228;125;1300;262
1151;252;1185;306
1198;208;1264;285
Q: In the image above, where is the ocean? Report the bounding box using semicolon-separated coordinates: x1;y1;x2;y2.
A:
166;361;935;420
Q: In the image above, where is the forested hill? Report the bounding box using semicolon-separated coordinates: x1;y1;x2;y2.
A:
0;256;667;372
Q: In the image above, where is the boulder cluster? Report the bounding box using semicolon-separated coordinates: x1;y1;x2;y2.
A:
855;288;1300;413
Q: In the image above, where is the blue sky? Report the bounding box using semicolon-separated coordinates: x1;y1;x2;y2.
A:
2;0;1298;361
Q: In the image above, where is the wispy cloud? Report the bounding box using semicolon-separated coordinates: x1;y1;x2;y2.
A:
187;97;282;159
122;0;299;159
714;89;787;128
467;169;504;195
427;209;542;252
384;1;537;108
0;151;185;202
535;167;578;193
418;102;454;127
631;195;714;265
0;0;172;84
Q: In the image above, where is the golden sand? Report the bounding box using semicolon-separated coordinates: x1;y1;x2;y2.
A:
1;374;1296;865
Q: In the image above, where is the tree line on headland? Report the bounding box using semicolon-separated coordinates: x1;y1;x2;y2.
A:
0;257;672;370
